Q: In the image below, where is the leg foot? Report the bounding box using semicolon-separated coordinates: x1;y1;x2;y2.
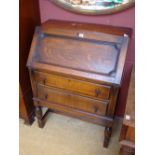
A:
24;116;35;126
103;127;112;148
24;110;35;125
35;106;44;128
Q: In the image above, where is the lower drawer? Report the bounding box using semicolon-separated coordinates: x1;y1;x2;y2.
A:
33;98;113;127
37;84;109;116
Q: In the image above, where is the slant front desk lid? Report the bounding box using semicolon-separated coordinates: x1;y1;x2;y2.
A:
27;20;131;85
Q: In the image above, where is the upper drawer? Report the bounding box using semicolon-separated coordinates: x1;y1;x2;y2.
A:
34;71;110;100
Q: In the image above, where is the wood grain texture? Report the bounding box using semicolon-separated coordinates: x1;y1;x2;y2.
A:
37;84;109;116
33;98;113;127
34;71;111;100
41;20;132;37
38;36;120;76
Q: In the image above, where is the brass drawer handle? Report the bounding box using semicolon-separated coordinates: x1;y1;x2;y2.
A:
45;94;48;99
43;79;46;85
93;106;98;113
95;89;101;97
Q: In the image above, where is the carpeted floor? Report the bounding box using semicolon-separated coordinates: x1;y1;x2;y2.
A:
19;112;122;155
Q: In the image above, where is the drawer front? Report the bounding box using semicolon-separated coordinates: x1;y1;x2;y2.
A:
38;36;120;76
37;84;108;116
34;71;110;100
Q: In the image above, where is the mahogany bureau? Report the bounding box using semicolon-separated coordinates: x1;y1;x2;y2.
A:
27;20;131;148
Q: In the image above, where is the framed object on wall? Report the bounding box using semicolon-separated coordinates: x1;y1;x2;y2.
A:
50;0;135;15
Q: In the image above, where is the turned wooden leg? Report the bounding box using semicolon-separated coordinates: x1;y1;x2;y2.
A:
24;114;35;125
103;127;112;148
35;106;44;128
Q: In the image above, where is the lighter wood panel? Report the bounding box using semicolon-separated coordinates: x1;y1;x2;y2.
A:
37;84;108;116
37;36;120;76
34;71;111;100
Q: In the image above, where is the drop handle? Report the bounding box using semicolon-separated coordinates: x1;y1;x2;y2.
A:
95;89;101;97
44;94;48;99
43;79;46;85
93;106;98;113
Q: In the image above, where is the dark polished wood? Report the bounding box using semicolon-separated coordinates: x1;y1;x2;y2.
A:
19;0;40;124
34;71;111;100
19;85;34;124
37;84;109;116
104;127;112;147
27;20;131;147
120;67;135;154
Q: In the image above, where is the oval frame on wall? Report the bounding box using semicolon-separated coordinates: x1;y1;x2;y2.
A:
50;0;135;15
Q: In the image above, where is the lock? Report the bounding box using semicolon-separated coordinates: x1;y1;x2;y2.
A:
77;32;84;38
